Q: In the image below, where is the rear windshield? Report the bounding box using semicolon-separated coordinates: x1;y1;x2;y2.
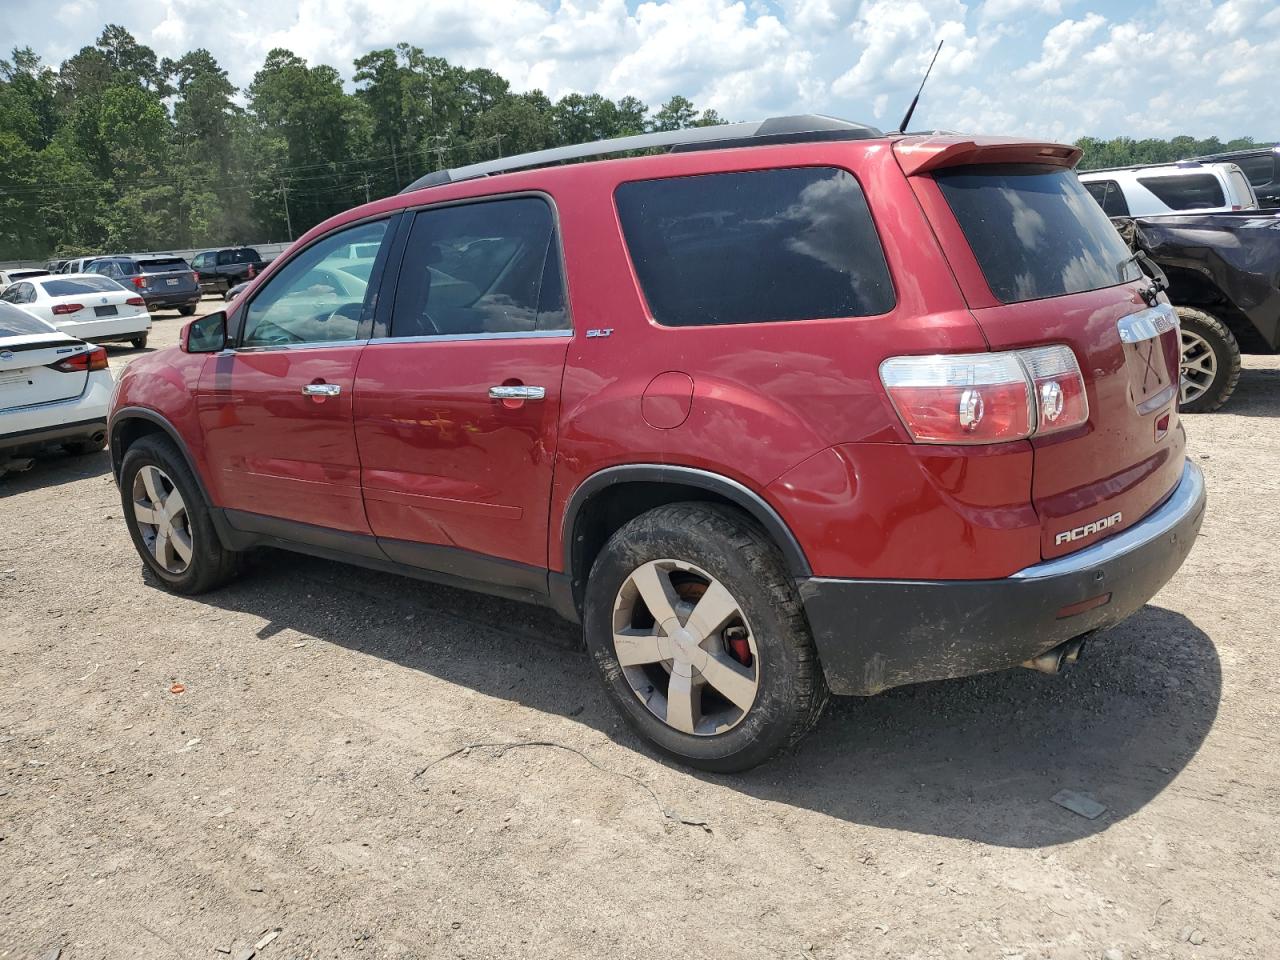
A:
0;303;56;337
935;164;1140;304
1137;174;1225;210
139;258;191;273
40;276;122;296
217;248;260;265
1234;153;1277;186
615;166;895;327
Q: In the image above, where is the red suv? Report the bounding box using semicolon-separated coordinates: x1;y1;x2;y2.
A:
108;116;1205;771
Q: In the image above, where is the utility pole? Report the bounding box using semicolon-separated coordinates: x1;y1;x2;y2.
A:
362;174;372;205
391;141;401;189
279;180;293;241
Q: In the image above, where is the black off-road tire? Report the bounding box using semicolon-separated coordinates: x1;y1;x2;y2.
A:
119;434;240;594
130;335;148;349
583;501;828;772
1176;306;1241;413
178;306;197;317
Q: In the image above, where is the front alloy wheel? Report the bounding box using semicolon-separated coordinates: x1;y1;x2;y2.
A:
131;464;193;574
612;559;760;736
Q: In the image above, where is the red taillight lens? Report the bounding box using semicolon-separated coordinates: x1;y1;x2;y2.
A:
132;276;145;289
49;346;108;373
193;271;200;282
880;346;1087;445
247;264;255;278
1019;345;1089;436
52;302;84;315
126;296;145;306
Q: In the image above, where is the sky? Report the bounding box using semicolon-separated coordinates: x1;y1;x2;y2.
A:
7;0;1279;142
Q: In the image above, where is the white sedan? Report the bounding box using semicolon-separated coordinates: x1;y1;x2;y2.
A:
0;303;113;471
0;273;151;349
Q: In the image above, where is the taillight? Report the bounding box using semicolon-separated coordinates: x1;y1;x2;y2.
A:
880;345;1088;445
49;346;109;372
52;303;84;315
126;296;145;306
193;271;200;282
132;276;145;289
247;264;256;278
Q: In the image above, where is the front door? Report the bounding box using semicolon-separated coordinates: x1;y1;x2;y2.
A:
197;218;394;534
353;195;571;576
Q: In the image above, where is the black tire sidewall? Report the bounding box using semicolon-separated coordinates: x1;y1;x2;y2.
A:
119;436;228;594
583;504;818;772
1177;308;1240;413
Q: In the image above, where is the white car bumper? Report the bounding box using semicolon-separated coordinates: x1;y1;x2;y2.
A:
0;369;113;452
53;311;152;343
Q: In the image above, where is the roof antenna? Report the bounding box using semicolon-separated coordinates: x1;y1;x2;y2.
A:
897;39;943;134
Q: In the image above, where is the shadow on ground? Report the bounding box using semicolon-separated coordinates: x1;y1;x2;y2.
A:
0;448;110;496
180;548;1220;849
1220;363;1280;417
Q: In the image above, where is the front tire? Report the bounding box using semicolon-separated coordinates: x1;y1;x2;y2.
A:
119;435;239;594
1177;307;1241;413
583;502;827;772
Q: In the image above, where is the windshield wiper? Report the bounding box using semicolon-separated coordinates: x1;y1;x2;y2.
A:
1119;249;1168;290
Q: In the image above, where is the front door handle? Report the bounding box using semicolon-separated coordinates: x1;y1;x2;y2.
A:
302;383;341;397
489;385;546;401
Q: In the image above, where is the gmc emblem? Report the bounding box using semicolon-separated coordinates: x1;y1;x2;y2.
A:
1055;512;1123;545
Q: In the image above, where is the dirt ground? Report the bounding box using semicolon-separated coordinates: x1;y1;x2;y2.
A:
1;301;1278;960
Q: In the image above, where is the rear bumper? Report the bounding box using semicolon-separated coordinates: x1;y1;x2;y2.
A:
143;290;200;309
0;416;107;453
1;372;113;454
799;460;1206;695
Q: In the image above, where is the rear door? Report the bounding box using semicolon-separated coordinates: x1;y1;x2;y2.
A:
908;156;1184;560
197;218;395;533
353;194;570;575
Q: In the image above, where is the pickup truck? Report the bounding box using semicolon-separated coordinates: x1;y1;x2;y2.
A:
190;247;266;294
1115;211;1280;411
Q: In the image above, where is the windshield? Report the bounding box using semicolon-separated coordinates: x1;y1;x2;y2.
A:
41;276;123;296
935;164;1141;304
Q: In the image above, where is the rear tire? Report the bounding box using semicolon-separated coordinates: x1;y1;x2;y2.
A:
119;435;239;594
583;502;827;772
178;306;196;317
130;335;148;349
1177;306;1241;413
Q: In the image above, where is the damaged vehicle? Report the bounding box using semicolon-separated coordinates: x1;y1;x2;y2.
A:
1114;212;1280;411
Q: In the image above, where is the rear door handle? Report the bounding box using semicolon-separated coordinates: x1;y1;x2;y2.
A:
302;383;341;397
489;385;546;401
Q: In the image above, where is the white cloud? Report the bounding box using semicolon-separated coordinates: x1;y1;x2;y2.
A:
10;0;1280;140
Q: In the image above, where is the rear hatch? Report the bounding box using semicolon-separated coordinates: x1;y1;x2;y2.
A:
0;318;90;412
137;258;198;296
900;140;1185;559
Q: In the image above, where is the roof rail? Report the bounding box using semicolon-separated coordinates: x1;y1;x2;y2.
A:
399;115;883;194
1083;159;1211;174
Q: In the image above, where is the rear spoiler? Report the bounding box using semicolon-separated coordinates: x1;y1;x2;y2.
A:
894;136;1082;176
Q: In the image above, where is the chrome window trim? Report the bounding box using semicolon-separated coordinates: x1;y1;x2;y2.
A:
1117;303;1179;343
367;329;573;346
218;338;370;355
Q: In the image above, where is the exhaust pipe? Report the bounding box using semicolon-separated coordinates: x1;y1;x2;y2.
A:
90;431;107;444
1022;636;1089;675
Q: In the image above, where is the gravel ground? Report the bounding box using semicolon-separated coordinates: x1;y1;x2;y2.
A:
1;302;1278;959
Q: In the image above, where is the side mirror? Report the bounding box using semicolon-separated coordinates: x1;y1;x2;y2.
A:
184;311;227;353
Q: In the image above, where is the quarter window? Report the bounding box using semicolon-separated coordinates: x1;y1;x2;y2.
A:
615;167;895;327
1083;179;1130;217
241;219;389;347
390;197;566;338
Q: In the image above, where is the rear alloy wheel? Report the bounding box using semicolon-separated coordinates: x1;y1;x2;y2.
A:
120;435;239;594
1177;306;1241;413
584;502;827;772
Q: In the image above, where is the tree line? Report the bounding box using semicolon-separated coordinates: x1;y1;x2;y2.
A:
0;26;1270;261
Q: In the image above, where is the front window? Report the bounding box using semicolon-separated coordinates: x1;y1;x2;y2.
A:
935;164;1141;304
241;220;389;347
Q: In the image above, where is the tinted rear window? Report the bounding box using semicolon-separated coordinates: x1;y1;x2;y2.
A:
1136;174;1225;210
0;302;56;337
1233;154;1276;186
40;276;122;296
615;167;895;327
936;164;1140;304
217;248;260;265
139;258;190;273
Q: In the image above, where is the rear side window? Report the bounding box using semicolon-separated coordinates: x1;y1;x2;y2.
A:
936;164;1140;304
615;167;894;327
1082;179;1130;217
390;196;567;337
40;276;122;296
139;258;190;273
1234;154;1276;186
1136;174;1225;210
